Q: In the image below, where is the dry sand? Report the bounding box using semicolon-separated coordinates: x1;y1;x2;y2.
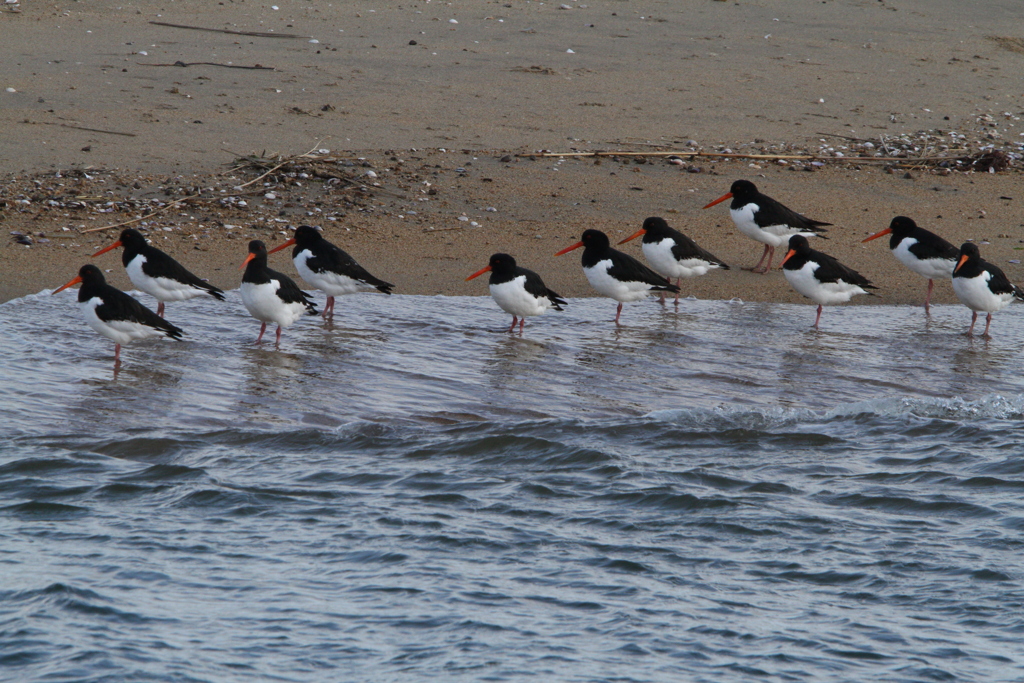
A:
3;0;1024;308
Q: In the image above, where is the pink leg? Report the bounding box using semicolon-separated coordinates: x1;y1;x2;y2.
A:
255;322;267;344
924;279;934;314
614;302;623;325
508;316;518;333
518;317;525;334
982;313;994;338
322;296;335;320
813;304;823;329
114;343;122;362
966;311;977;336
760;246;776;274
157;302;165;318
275;325;283;347
674;277;682;304
658;291;666;305
744;245;771;273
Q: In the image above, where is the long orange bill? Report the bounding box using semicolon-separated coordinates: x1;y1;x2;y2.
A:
239;253;256;271
702;192;732;210
92;240;123;257
617;228;646;245
268;238;296;254
861;227;892;243
779;249;797;269
52;275;83;295
954;253;968;274
554;241;584;256
465;265;492;281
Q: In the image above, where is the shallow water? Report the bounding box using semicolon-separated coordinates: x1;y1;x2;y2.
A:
3;290;1024;681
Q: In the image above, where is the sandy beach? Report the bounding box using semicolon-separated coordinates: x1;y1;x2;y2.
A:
3;0;1024;305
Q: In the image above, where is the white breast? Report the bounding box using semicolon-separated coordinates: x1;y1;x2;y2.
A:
784;262;869;305
240;280;307;327
295;250;377;296
125;255;204;302
892;238;955;280
952;272;1014;313
642;239;720;279
730;203;814;247
79;297;166;345
489;276;551;317
583;260;655;302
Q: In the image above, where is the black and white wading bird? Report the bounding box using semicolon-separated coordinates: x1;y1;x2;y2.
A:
465;253;567;333
780;235;876;329
555;229;679;324
52;264;185;365
92;228;225;317
704;179;830;274
951;242;1024;338
862;216;957;314
240;240;318;345
618;216;728;303
268;225;393;321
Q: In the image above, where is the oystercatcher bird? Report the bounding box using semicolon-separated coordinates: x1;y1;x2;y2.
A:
555;229;679;324
268;225;393;321
951;242;1023;338
466;253;567;333
780;235;876;328
618;216;729;303
862;216;957;314
703;179;830;274
240;240;318;345
92;228;225;317
52;264;184;364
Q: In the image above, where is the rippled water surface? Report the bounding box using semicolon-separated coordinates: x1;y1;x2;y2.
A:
3;290;1024;681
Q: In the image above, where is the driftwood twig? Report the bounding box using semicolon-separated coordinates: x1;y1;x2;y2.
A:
137;61;275;71
80;196;200;234
149;21;307;38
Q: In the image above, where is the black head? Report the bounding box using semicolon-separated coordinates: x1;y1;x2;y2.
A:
954;242;981;275
488;253;517;273
787;235;811;253
580;229;610;250
78;264;107;285
119;228;148;249
248;240;268;257
641;217;671;237
729;179;758;200
888;216;918;237
292;225;324;247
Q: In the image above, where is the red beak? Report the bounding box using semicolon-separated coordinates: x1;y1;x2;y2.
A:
92;239;123;257
617;228;646;245
861;227;892;243
239;253;256;271
954;253;969;274
702;191;732;209
554;241;584;256
779;249;797;269
268;237;296;254
465;264;492;281
52;274;83;295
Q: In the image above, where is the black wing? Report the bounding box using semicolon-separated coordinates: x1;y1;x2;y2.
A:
982;262;1024;300
520;267;567;310
308;242;394;294
667;227;729;269
95;285;185;339
140;248;226;300
756;195;831;234
906;229;959;262
608;251;680;292
809;250;877;289
267;267;319;314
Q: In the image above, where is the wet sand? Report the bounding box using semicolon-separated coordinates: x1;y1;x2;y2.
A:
3;0;1024;307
